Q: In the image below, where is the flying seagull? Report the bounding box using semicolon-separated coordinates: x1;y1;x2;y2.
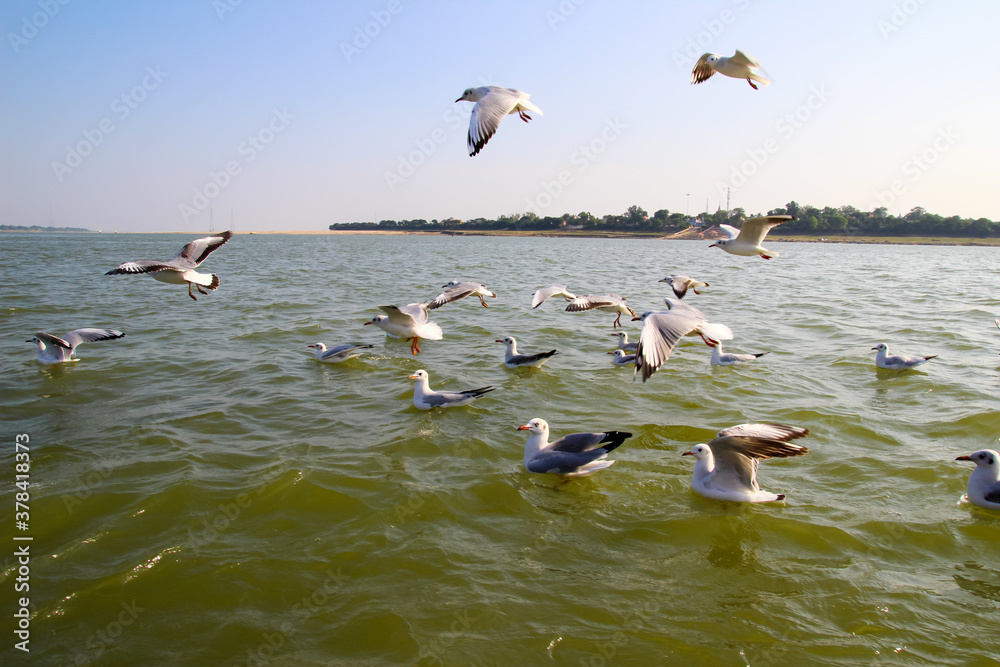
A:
27;328;125;364
660;274;709;299
682;424;810;502
566;294;637;329
691;50;770;90
407;369;496;410
531;285;577;309
517;417;632;477
455;86;543;156
633;299;733;382
955;448;1000;510
710;215;792;259
429;280;497;309
871;343;937;370
308;342;374;363
364;303;442;355
105;231;232;300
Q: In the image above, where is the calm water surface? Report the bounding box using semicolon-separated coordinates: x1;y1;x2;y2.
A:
1;233;999;666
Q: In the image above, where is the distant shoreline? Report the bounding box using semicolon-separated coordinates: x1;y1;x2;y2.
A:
4;228;997;246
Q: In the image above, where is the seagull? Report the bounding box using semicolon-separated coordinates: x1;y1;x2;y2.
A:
308;342;374;363
496;336;557;369
517;418;632;477
871;343;937;370
659;274;709;299
691;50;770;90
682;425;810;502
610;331;639;352
27;328;125;364
455;86;543;156
429;280;497;309
566;294;637;329
407;369;496;410
531;284;577;309
709;215;793;259
709;341;767;366
364;303;442;355
633;299;733;382
105;231;232;300
955;449;1000;511
609;349;636;366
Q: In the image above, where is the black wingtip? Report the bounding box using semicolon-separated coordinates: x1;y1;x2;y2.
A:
599;431;633;453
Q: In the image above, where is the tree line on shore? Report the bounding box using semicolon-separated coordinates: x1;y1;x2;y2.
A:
330;202;998;237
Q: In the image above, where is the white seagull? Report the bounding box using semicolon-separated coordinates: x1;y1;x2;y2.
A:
955;449;1000;511
660;274;709;299
566;294;637;329
517;418;632;477
610;331;639;352
709;215;793;259
105;231;232;300
308;342;374;363
682;424;810;502
709;341;767;367
609;349;636;366
407;369;496;410
531;285;577;309
429;280;497;309
364;303;442;355
871;343;937;370
496;336;557;369
691;50;770;90
27;328;125;365
455;86;543;156
633;299;733;382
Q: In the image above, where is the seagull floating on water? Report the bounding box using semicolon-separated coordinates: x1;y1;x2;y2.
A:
660;274;709;299
566;294;637;329
308;342;374;363
609;349;636;366
610;331;639;352
517;418;632;477
27;328;125;365
429;281;497;309
710;215;792;259
709;341;767;366
105;231;232;300
955;449;1000;510
496;336;557;369
455;86;542;156
871;343;937;370
531;285;577;309
691;50;770;90
633;299;733;382
682;423;810;502
407;369;496;410
364;303;442;355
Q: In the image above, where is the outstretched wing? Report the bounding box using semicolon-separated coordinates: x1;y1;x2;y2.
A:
739;215;792;244
105;260;175;275
468;89;520;156
717;423;810;441
170;231;233;268
691;53;716;84
635;312;699;382
730;50;761;69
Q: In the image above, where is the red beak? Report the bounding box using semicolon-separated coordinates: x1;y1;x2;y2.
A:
517;425;530;431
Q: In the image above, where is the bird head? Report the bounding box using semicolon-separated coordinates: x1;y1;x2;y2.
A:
455;88;483;103
955;449;998;468
682;443;712;460
408;370;428;381
871;343;887;352
364;316;386;326
495;336;514;345
518;418;548;435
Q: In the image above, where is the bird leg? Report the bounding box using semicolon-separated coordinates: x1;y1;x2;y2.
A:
518;111;532;122
613;313;623;329
408;337;421;355
699;333;718;347
760;254;772;260
196;284;209;294
747;79;759;90
478;295;489;308
187;283;199;301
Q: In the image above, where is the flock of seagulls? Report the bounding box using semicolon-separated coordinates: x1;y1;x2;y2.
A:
26;52;995;510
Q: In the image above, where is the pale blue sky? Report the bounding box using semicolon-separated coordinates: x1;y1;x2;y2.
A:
2;0;997;232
